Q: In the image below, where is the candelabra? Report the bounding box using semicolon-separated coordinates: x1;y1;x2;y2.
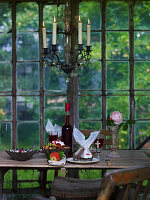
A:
42;2;92;82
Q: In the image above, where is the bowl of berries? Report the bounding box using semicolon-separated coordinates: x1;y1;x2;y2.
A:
5;147;37;161
41;139;70;159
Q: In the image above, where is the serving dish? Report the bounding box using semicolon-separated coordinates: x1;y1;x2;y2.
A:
5;148;37;161
41;146;70;159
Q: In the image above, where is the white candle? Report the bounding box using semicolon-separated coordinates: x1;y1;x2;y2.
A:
42;22;47;48
78;16;82;44
87;19;91;46
52;16;57;45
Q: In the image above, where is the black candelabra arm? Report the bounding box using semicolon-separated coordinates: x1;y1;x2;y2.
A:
74;44;92;69
43;45;61;68
86;46;92;55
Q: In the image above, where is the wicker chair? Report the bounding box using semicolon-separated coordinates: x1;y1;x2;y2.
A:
97;163;150;200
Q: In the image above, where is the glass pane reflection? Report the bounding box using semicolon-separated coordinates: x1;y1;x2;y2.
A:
107;61;129;90
0;34;12;61
17;63;39;91
79;96;101;120
16;33;39;61
106;1;129;30
16;2;38;31
17;96;39;121
0;63;12;91
106;32;129;60
17;122;39;148
0;123;11;150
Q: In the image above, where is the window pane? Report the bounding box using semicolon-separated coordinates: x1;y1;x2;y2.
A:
43;5;57;32
79;61;101;90
0;3;11;32
119;129;129;149
0;96;12;120
107;61;129;90
106;32;129;60
17;96;39;120
79;2;101;30
107;96;129;120
0;123;11;150
134;1;150;30
0;63;11;91
135;121;150;149
134;31;150;60
0;34;12;61
44;67;66;90
17;63;39;91
16;33;39;61
135;95;150;119
45;96;67;127
106;1;129;30
79;96;101;120
16;2;38;31
17;122;39;148
135;62;150;90
91;33;101;60
79;121;101;130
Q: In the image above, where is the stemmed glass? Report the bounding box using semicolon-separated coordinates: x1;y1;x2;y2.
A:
94;138;104;160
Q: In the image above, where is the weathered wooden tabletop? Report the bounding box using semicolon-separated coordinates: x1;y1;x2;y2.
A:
0;150;149;169
0;150;149;198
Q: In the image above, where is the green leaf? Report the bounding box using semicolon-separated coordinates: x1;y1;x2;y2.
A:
59;151;65;159
123;123;128;131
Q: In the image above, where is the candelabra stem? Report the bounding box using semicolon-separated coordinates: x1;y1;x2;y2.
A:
86;46;91;54
52;45;57;52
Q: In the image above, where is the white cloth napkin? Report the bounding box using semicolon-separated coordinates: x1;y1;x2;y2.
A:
45;119;62;137
73;127;99;158
48;157;66;166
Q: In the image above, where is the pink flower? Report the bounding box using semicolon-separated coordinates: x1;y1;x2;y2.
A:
110;111;123;125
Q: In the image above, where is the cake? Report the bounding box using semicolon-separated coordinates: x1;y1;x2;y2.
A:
73;147;93;161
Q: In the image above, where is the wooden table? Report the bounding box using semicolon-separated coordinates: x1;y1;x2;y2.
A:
0;150;150;198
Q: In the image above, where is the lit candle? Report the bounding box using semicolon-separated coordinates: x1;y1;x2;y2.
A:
87;19;91;46
78;16;82;44
52;16;57;45
42;22;47;48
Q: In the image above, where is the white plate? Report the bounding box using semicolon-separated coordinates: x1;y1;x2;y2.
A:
66;157;99;164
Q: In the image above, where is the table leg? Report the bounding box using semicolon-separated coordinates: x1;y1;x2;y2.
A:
0;168;8;199
39;170;47;197
42;170;47;197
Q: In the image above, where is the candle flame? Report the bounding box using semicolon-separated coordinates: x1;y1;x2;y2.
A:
43;21;45;27
79;16;81;22
54;16;56;23
88;19;90;24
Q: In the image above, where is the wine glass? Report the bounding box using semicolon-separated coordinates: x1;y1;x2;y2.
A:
94;138;104;160
46;132;58;145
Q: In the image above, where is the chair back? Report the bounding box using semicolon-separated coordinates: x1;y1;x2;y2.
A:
79;129;112;149
97;163;150;200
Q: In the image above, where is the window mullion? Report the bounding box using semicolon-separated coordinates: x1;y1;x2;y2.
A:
11;1;17;149
67;1;79;128
39;2;44;146
129;1;135;149
101;1;106;129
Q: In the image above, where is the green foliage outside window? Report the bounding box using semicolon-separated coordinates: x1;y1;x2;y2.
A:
0;1;149;151
0;0;150;192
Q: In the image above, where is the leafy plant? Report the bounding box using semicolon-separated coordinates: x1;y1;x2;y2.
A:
106;115;135;131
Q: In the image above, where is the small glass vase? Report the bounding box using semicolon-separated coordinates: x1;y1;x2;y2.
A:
108;126;120;151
